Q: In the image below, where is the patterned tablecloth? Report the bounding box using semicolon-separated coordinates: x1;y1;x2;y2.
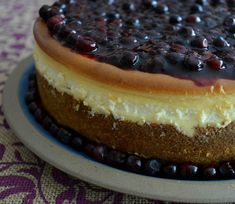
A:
0;1;170;203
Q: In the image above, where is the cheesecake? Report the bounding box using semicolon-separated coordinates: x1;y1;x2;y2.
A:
33;0;235;164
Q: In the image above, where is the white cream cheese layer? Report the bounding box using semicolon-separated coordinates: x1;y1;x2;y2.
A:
33;44;235;137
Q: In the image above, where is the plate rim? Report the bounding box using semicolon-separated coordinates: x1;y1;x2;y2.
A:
3;55;235;203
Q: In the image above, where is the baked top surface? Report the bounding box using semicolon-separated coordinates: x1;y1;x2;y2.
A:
38;0;235;84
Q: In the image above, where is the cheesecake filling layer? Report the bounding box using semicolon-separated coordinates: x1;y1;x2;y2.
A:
34;44;235;137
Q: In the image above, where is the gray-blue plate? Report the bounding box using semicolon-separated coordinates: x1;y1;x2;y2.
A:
3;56;235;203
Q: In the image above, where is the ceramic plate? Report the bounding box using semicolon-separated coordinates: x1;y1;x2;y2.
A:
3;56;235;203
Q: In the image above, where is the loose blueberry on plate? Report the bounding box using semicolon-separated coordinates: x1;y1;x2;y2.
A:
143;159;162;176
56;128;73;144
126;155;142;173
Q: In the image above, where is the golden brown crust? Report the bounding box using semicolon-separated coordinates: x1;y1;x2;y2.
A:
33;19;235;95
37;72;235;164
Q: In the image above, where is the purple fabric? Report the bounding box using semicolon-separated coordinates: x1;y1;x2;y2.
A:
0;0;168;203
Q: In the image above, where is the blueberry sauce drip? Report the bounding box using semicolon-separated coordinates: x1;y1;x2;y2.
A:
39;0;235;84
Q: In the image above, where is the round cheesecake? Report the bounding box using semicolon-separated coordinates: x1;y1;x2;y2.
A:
34;0;235;164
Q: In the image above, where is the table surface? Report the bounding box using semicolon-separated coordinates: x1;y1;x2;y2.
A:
0;1;167;203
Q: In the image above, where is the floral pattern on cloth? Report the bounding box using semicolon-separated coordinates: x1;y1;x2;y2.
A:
0;0;167;203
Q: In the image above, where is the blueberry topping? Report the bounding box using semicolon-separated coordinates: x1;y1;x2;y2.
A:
142;0;158;8
120;51;139;68
184;56;204;71
39;1;235;88
207;58;225;70
213;37;230;48
191;37;208;49
126;155;142;173
169;15;182;24
122;3;135;12
144;159;161;176
195;0;208;5
155;4;168;14
39;5;52;21
166;52;184;64
47;15;65;33
185;15;201;24
179;27;196;37
191;4;204;13
76;36;97;52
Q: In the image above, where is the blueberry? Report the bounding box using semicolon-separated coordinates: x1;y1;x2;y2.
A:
203;167;217;179
76;36;97;52
163;164;178;178
93;145;108;163
144;159;161;176
196;0;208;5
39;5;52;21
28;73;36;81
56;128;73;144
142;0;158;8
34;108;43;122
84;143;95;157
28;102;38;113
120;51;139;68
169;15;182;24
210;0;222;6
207;58;225;70
146;56;165;73
179;27;196;37
184;56;204;71
107;150;126;167
126;155;142;173
42;116;53;130
53;1;67;10
185;15;201;24
219;162;235;178
166;52;184;64
47;15;65;33
213;37;230;48
65;30;79;46
57;26;74;39
227;0;235;7
155;4;168;14
191;37;208;49
122;3;135;12
191;4;204;13
25;91;36;105
49;123;59;135
224;17;235;27
39;5;62;22
71;136;83;150
126;18;141;28
106;12;120;20
28;80;36;90
180;164;199;179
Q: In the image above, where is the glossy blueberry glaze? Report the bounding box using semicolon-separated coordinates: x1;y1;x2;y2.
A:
39;0;235;83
